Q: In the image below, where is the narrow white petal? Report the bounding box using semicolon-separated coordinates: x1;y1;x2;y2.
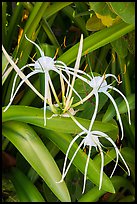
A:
10;63;35;99
98;143;104;190
88;92;99;132
55;64;92;80
64;35;83;107
109;86;131;125
92;131;108;138
74;34;83;72
105;74;119;82
104;135;130;177
25;34;44;57
57;131;85;183
82;145;91;194
44;73;49;126
58;67;91;83
109;147;119;178
63;139;85;179
104;91;124;140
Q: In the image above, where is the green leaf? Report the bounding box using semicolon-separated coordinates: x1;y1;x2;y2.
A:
108;2;135;25
10;167;45;202
2;121;71;202
2;105;118;137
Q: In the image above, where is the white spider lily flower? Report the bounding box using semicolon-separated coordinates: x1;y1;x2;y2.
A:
57;115;130;194
72;74;131;140
3;34;86;126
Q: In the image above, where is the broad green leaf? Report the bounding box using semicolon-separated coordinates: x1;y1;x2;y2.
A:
108;2;135;25
2;105;118;138
2;121;71;202
34;127;115;193
10;167;45;202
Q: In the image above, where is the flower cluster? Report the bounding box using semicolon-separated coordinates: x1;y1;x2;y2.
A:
3;34;131;193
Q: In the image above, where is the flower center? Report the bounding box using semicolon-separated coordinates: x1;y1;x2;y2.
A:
83;133;99;148
89;76;108;92
34;56;55;72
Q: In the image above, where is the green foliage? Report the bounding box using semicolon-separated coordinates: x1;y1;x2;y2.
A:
2;2;135;202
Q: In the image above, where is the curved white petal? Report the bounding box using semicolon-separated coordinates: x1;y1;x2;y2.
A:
57;131;85;183
82;145;91;194
105;74;120;83
63;139;85;180
98;143;104;190
10;63;35;99
25;34;44;57
88;92;99;132
109;147;119;178
103;91;124;140
109;86;131;125
44;73;49;126
102;135;130;177
55;63;92;80
58;67;91;84
65;35;83;108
